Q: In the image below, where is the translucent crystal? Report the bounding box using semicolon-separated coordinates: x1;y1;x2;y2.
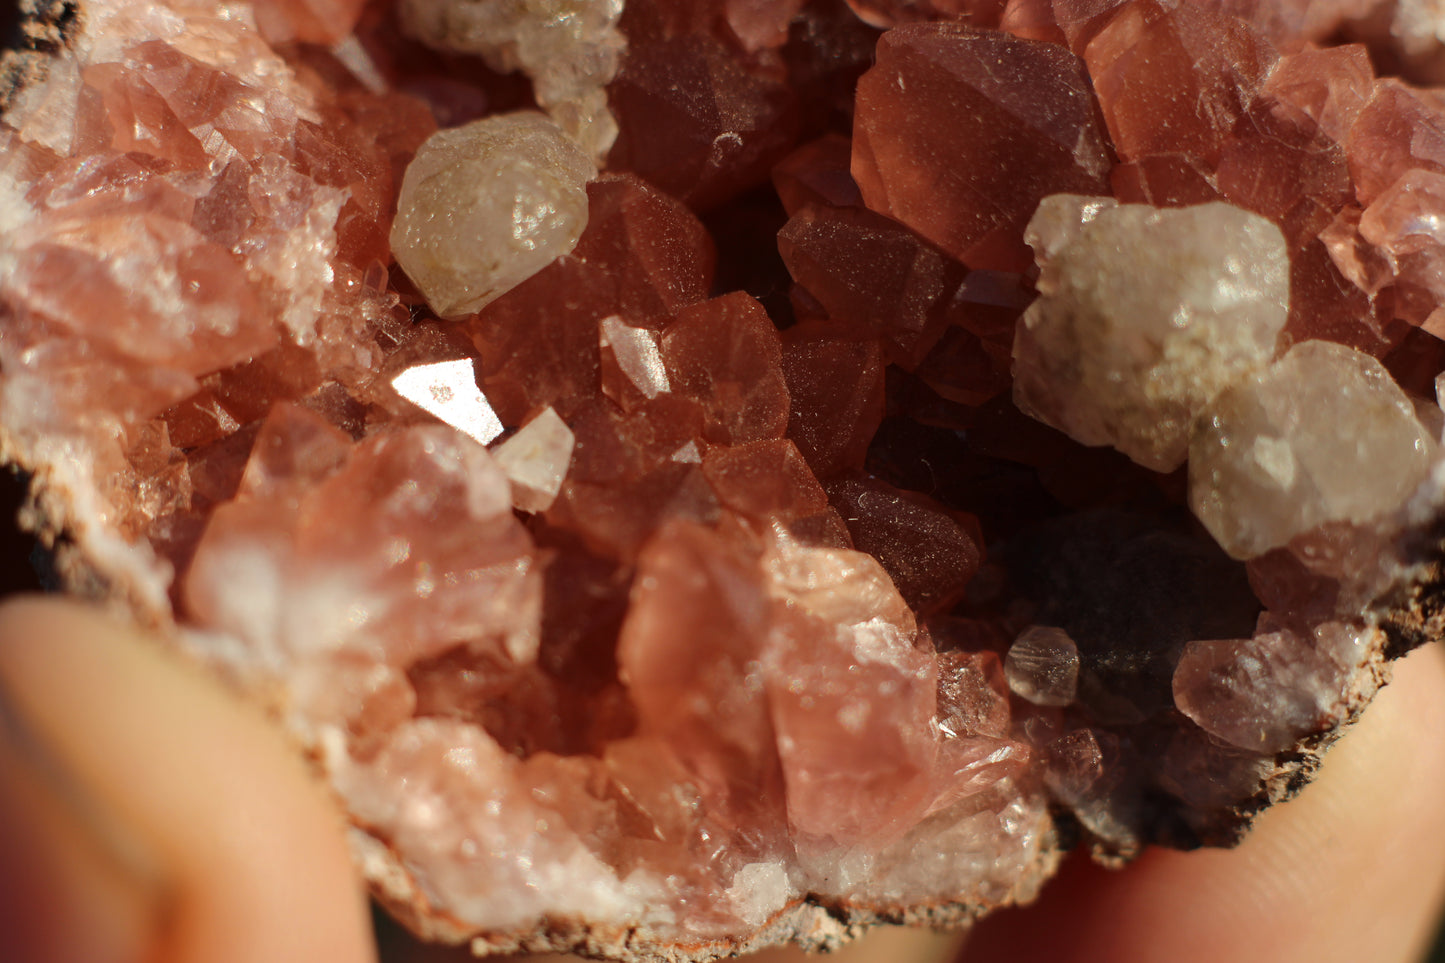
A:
1172;621;1367;754
1356;168;1445;331
599;315;670;402
397;0;625;161
390;112;597;318
1042;727;1104;807
1190;340;1435;559
390;359;505;446
1004;625;1079;707
491;407;576;513
1013;195;1290;472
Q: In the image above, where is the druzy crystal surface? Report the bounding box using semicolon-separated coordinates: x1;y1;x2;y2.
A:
1012;195;1290;471
4;0;1445;959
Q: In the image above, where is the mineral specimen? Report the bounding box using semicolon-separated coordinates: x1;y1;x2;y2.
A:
1011;195;1290;472
396;0;626;162
1190;339;1436;560
3;0;1445;959
390;112;597;318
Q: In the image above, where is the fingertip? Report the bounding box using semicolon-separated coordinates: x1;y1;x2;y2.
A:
0;595;377;963
963;643;1445;963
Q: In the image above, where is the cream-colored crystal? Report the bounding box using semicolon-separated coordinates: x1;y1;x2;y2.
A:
491;407;576;512
1013;196;1290;472
390;112;596;318
1189;340;1436;559
397;0;625;161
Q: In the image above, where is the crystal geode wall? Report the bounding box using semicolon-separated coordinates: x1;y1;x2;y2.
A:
4;0;1445;958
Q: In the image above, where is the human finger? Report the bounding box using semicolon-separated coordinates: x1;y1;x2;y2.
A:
962;642;1445;963
0;595;378;963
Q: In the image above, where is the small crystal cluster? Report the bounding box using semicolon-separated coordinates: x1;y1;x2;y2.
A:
4;0;1445;959
396;0;626;162
1013;196;1291;472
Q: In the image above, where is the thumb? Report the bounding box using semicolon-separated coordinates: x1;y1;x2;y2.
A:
0;595;377;963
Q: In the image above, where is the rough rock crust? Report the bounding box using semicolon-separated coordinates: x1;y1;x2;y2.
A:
0;2;80;116
357;814;1060;960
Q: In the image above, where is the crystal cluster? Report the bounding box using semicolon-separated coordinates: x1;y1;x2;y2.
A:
396;0;626;162
1191;340;1436;559
3;0;1445;959
1013;196;1290;472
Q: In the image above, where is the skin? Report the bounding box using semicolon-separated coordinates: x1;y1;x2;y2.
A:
0;595;1442;963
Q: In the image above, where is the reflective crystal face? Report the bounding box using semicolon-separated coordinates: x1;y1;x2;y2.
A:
6;0;1445;959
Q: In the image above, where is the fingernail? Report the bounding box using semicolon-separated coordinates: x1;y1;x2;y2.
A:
0;674;169;963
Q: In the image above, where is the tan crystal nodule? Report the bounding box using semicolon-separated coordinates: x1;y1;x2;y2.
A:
390;112;597;319
1012;196;1290;473
1189;340;1436;560
397;0;625;161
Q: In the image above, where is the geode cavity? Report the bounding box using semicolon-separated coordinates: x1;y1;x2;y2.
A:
3;0;1444;959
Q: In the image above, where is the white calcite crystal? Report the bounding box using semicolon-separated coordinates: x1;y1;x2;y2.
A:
1012;196;1290;472
600;315;671;399
390;112;596;318
1189;340;1436;560
391;359;506;445
491;406;576;512
397;0;625;161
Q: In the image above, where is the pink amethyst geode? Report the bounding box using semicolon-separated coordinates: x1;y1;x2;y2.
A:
4;0;1445;958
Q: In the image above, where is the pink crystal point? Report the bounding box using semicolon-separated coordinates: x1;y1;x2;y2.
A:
1085;1;1276;169
618;521;789;838
660;292;791;447
853;21;1112;270
608;0;801;211
778;203;963;368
